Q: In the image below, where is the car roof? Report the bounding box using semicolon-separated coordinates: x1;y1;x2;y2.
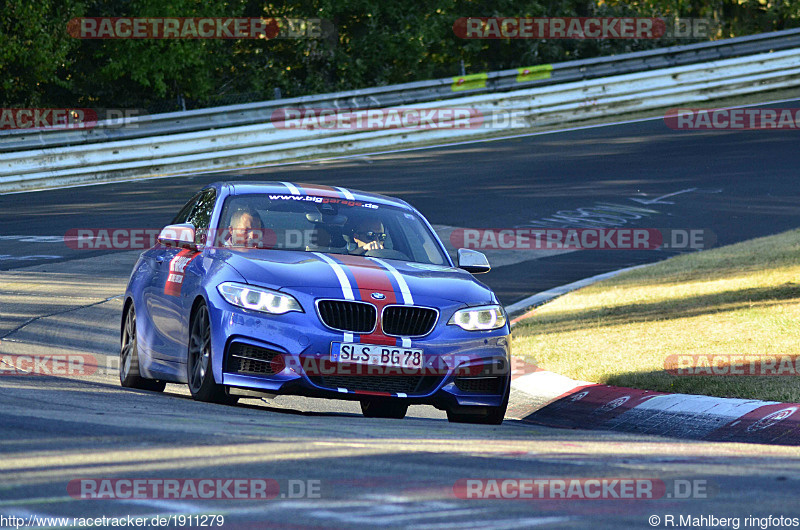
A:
206;181;414;210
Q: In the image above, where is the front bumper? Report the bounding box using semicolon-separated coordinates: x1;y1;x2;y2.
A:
209;302;511;409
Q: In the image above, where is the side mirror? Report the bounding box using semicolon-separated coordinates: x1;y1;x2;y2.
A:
158;223;198;250
457;248;490;274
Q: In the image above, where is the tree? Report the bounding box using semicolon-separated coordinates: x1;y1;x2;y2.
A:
0;0;84;106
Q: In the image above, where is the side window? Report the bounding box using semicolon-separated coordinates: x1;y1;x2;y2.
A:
172;192;202;225
186;189;217;232
170;189;217;246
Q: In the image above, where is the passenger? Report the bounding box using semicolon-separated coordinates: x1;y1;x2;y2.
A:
350;218;387;255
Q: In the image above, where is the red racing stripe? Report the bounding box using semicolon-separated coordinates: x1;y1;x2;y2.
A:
295;183;342;198
334;254;399;346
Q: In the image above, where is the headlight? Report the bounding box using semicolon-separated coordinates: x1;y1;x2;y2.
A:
217;282;302;315
448;305;506;331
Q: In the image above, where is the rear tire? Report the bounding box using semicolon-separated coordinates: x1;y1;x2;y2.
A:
360;399;408;419
187;303;238;405
119;305;166;392
446;376;510;425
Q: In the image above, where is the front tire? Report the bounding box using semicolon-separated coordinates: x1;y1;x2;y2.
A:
187;303;237;405
120;305;166;392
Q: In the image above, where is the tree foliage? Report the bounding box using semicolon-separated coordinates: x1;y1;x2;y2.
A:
0;0;84;106
1;0;798;109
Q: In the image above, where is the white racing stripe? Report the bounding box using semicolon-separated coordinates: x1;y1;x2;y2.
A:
369;257;413;305
313;252;357;344
335;186;355;200
313;253;354;300
281;182;302;195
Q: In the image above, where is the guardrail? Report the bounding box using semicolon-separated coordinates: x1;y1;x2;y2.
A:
2;27;800;154
2;39;800;193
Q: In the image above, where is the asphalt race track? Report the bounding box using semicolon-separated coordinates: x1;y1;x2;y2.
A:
3;105;800;304
2;108;800;528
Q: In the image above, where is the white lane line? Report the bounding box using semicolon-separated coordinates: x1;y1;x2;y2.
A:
416;516;573;529
0;254;62;262
309;507;485;525
306;499;486;525
120;498;208;514
0;497;74;508
382;509;485;523
630;187;697;205
0;235;66;243
505;263;649;317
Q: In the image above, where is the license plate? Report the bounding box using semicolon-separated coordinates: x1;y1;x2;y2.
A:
331;342;423;369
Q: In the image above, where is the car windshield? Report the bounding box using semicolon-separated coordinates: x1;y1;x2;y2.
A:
216;193;449;266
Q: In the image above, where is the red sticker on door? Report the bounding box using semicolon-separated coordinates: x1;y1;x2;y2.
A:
164;249;201;297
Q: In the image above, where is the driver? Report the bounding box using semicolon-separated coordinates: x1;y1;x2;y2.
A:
350;217;387;255
224;208;264;248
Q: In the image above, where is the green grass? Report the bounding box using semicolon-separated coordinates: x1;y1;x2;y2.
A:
512;228;800;402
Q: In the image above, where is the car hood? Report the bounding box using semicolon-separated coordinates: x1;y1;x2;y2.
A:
216;248;495;305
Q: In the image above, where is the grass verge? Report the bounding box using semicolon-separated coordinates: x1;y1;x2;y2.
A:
512;228;800;402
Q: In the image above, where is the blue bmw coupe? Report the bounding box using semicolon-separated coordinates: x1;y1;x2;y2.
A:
120;182;511;423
